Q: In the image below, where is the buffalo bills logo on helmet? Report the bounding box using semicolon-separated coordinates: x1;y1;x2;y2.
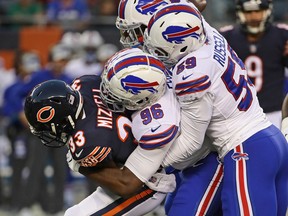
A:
121;75;159;94
231;152;249;161
136;0;168;15
163;25;200;44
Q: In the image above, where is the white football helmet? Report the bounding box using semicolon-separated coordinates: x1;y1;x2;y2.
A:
144;3;207;68
100;48;167;112
116;0;169;48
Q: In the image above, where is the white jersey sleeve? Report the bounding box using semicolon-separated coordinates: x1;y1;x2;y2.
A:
131;88;180;150
162;93;213;169
125;88;180;182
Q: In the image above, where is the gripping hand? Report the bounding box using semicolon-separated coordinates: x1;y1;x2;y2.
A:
145;170;176;193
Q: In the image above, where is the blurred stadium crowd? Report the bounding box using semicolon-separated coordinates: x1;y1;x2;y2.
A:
0;0;286;216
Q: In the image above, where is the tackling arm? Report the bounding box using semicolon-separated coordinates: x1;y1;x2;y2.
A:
79;164;143;199
163;94;213;167
76;135;178;198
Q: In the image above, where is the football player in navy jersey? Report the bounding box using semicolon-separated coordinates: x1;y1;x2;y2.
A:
24;76;175;215
219;0;288;129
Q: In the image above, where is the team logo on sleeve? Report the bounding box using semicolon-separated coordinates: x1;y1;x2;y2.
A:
37;106;55;123
136;0;168;15
231;152;249;161
121;75;159;94
163;26;200;44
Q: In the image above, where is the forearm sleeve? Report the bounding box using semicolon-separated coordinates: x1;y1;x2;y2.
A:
124;133;178;182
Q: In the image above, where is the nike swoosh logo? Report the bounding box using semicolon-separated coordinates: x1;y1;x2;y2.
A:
182;73;193;80
75;149;83;158
151;125;161;133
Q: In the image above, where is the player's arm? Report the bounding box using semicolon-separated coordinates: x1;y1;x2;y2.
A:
76;133;178;198
78;161;143;198
163;93;212;167
66;150;144;198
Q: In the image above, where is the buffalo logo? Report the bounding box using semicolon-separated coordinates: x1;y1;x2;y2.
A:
121;75;159;94
231;152;249;161
136;0;168;15
163;25;200;44
37;106;55;123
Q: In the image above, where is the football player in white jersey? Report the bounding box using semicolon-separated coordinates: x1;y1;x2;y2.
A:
100;47;223;216
64;47;221;215
117;0;206;49
100;48;181;181
116;1;223;215
144;2;288;215
63;48;211;215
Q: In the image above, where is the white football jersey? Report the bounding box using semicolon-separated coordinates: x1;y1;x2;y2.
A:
131;87;180;150
169;20;271;159
125;87;181;182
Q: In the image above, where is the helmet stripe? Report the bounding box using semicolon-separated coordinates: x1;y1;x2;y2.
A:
107;56;165;81
141;0;166;11
166;26;200;37
148;4;201;33
118;0;129;19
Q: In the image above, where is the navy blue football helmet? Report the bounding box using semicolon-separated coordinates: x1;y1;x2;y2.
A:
236;0;273;34
24;80;83;147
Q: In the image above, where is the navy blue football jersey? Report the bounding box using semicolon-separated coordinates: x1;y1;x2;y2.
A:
220;24;288;113
67;75;137;167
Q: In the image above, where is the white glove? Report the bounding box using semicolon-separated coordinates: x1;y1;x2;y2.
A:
66;150;80;172
145;170;176;193
281;117;288;142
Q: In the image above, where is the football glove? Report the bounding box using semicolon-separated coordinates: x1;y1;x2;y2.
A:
145;169;176;193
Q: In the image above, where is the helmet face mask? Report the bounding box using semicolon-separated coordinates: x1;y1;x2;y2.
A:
24;80;83;148
144;3;207;68
100;81;126;112
116;16;146;48
144;31;176;68
236;0;272;34
100;48;167;113
30;126;69;148
116;0;169;48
